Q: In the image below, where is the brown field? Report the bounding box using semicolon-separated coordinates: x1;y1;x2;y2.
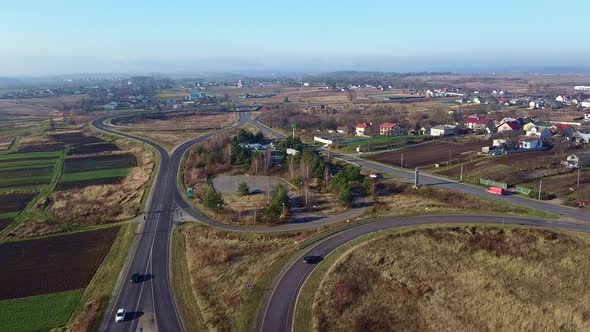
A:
0;226;119;299
314;226;590;332
373;181;529;216
0;193;36;214
115;112;237;148
437;148;567;185
52;141;154;225
367;137;491;168
178;225;321;331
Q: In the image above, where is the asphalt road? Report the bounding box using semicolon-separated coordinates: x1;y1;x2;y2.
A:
91;112;589;332
247;119;590;221
94;112;248;332
258;215;590;332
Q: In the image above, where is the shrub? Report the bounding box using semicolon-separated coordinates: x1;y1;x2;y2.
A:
203;186;224;211
237;182;250;196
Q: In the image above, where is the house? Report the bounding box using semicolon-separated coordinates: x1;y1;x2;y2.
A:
497;121;522;132
528;99;544;109
556;95;567;103
355;123;369;136
467;96;481;104
585;112;590;121
379;122;406;136
336;126;351;135
582;100;590;108
573;131;590;144
518;136;543;150
103;101;118;110
419;125;431;135
430;125;458;137
526;126;552;142
566;152;590;168
551;123;575;138
464;116;495;131
186;92;208;100
286;148;300;156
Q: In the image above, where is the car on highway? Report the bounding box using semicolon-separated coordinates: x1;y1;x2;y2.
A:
115;309;126;322
303;255;323;264
130;272;142;283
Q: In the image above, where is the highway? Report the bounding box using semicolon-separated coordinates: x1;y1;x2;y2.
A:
258;215;590;332
92;111;589;332
94;112;249;332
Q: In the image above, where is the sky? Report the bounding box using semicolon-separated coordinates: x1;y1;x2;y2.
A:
1;0;589;76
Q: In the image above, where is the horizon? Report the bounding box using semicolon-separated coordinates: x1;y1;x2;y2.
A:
1;0;590;76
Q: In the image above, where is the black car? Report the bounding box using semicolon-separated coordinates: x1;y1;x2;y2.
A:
130;273;142;283
303;255;322;264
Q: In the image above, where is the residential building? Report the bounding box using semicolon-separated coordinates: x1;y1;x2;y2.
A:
430;125;458;137
585;112;590;121
518;136;543;150
103;101;118;110
497;121;522;132
566;152;590;168
355;123;369;136
379;122;406;136
526;126;552;142
582;100;590;108
186;92;208;100
551;123;576;138
464;116;495;130
573;131;590;144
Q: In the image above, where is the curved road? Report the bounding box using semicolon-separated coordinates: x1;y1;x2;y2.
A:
95;112;248;332
92;111;589;332
258;215;590;332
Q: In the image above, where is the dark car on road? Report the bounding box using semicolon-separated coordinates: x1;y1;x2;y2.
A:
130;273;142;283
303;255;323;264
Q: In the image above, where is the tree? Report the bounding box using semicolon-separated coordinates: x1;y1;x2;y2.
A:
284;97;289;103
237;182;250;196
260;184;290;222
338;185;354;207
203;186;224;211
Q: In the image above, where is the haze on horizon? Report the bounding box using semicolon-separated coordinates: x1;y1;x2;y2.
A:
1;0;589;77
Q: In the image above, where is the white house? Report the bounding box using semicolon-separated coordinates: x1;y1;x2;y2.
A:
581;100;590;108
566;152;590;168
573;131;590;144
526;126;552;142
585;112;590;121
430;125;458;137
355;123;369;136
555;95;567;103
103;101;118;110
518;136;543;150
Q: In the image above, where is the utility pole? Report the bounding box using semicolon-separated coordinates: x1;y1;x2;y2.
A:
538;178;543;200
401;153;404;168
291;123;296;139
578;167;581;190
448;150;452;166
460;164;464;182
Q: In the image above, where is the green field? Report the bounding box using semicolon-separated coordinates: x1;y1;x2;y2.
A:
0;212;19;220
336;135;427;153
0;175;53;188
0;161;56;172
0;151;62;161
0;289;83;332
60;168;130;183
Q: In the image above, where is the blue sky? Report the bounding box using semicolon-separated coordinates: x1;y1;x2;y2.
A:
1;0;589;76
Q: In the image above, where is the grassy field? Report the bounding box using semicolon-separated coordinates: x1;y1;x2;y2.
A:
0;288;84;332
0;151;62;161
308;226;590;332
175;225;321;331
336;135;427;153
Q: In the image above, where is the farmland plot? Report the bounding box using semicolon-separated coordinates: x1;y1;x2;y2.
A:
50;132;105;146
68;142;119;155
0;193;36;214
0;226;120;299
63;154;136;173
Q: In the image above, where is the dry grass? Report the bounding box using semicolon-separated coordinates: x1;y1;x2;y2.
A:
52;141;154;225
372;181;528;216
313;226;590;332
179;225;321;331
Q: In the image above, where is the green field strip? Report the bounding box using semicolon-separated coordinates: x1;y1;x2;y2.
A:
0;186;42;194
0;212;19;220
0;151;62;161
0;158;57;169
0;175;53;188
59;168;130;183
0;166;55;178
0;162;55;172
0;289;84;332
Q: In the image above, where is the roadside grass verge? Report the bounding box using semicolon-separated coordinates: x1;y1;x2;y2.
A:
171;227;208;332
0;289;84;332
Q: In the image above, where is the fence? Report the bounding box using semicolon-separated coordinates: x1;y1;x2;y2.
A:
514;186;531;195
480;178;508;189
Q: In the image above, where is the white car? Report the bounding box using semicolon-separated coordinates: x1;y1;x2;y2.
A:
115;309;126;322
